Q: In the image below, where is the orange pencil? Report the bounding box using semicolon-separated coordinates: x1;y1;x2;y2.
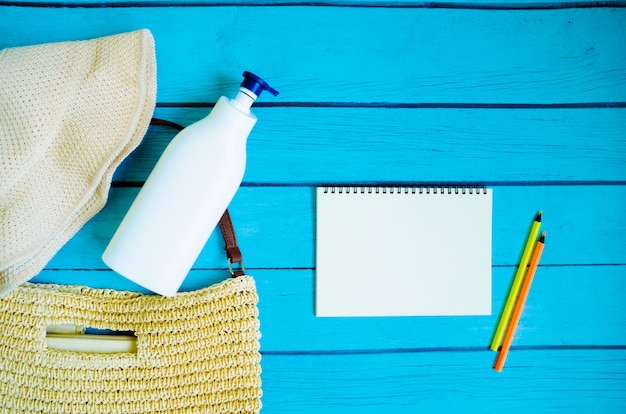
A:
494;231;546;372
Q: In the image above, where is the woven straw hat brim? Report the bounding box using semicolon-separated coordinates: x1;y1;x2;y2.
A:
0;30;157;295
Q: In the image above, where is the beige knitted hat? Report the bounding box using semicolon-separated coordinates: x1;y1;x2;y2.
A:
0;30;157;295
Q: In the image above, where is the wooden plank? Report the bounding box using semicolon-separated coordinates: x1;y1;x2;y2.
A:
109;107;626;184
258;349;626;413
4;2;622;410
258;266;626;350
32;265;626;350
45;185;626;269
1;6;624;104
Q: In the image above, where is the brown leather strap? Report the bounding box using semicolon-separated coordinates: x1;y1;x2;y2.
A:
150;118;245;277
218;210;245;277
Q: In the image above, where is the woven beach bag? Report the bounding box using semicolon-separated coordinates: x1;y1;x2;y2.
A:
0;210;262;413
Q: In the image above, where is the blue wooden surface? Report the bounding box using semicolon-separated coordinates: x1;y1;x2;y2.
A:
2;1;626;412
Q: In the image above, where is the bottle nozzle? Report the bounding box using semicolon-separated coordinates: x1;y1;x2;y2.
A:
240;71;279;98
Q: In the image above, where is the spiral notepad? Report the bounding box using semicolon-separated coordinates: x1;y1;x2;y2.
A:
316;186;492;317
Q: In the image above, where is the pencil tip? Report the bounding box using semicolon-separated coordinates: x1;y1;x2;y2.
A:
536;211;543;222
539;231;546;242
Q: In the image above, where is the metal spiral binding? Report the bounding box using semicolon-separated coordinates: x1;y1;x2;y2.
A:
322;185;488;195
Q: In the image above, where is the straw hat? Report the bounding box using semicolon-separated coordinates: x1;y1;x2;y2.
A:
0;30;157;294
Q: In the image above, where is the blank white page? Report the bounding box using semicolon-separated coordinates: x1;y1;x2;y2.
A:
316;187;492;317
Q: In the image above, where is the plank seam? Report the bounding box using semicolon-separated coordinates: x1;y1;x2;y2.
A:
157;102;626;109
46;264;626;271
112;181;626;188
260;345;626;356
2;1;626;9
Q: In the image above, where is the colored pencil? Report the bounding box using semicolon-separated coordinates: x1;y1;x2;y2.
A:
490;211;542;351
494;231;546;372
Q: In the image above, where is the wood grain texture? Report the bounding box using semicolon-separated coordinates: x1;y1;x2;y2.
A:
44;186;626;269
32;265;626;350
259;349;626;413
108;107;626;184
1;6;625;104
2;1;625;411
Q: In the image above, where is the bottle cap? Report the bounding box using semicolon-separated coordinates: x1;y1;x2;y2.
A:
241;71;279;98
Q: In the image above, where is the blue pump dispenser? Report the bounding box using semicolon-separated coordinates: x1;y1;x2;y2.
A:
240;71;279;98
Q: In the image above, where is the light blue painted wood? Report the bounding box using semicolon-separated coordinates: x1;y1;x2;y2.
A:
44;186;626;269
2;1;625;410
109;107;626;184
31;265;626;350
36;185;626;351
259;349;626;413
1;6;625;103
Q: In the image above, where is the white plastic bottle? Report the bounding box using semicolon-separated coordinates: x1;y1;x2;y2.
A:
102;71;279;296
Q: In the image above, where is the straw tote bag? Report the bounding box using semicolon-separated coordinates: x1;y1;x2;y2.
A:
0;121;263;413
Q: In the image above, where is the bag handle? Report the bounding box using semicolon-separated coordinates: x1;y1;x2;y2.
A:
149;118;245;277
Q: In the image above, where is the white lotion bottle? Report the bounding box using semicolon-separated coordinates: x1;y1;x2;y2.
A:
102;71;279;296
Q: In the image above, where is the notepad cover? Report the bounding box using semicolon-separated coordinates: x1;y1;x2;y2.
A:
315;187;492;317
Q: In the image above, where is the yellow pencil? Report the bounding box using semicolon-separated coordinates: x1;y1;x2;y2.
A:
490;211;542;351
494;232;546;372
